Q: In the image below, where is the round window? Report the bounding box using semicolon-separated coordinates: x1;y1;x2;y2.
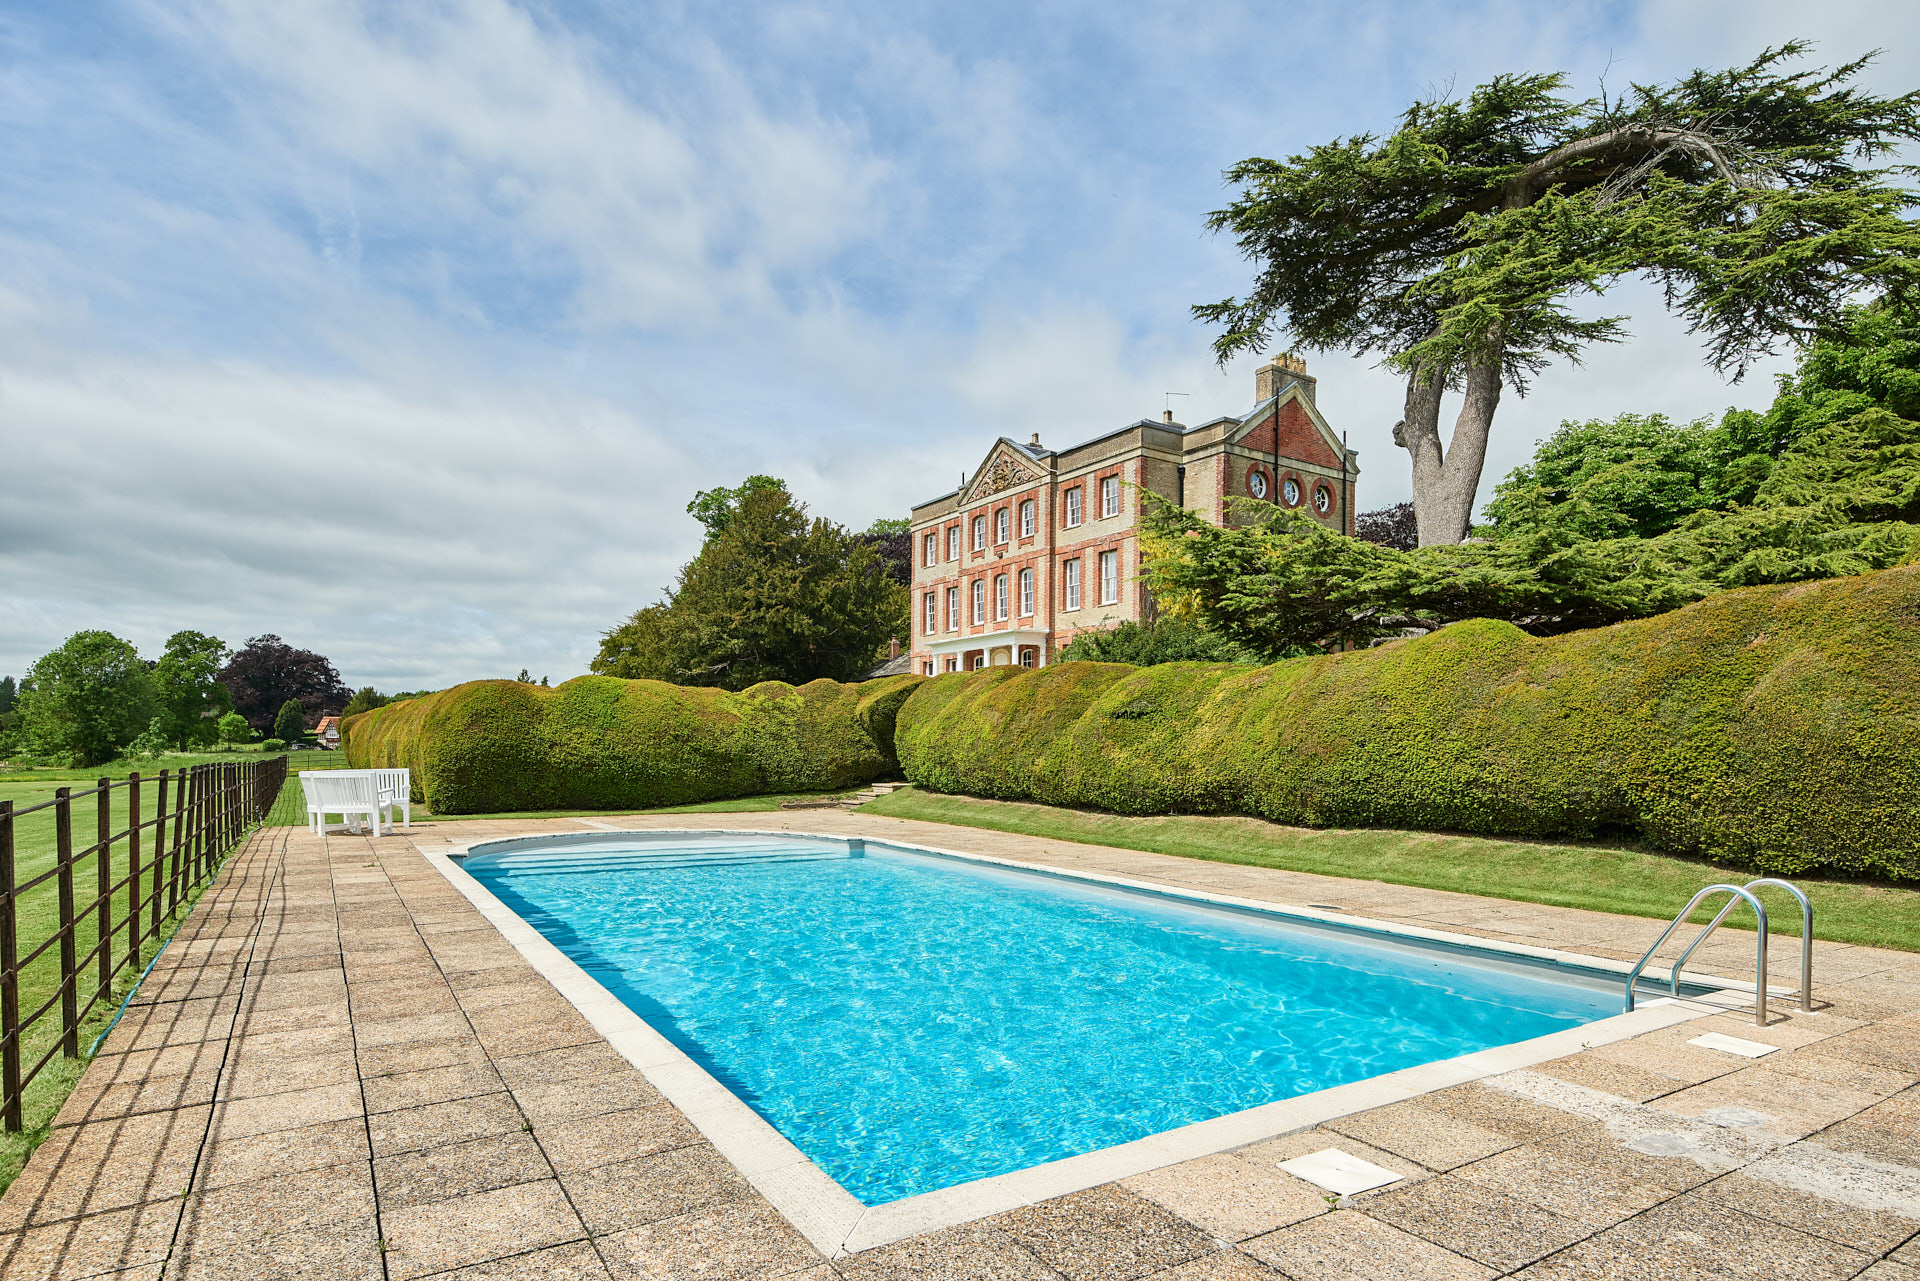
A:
1313;484;1332;514
1282;477;1301;506
1248;469;1269;499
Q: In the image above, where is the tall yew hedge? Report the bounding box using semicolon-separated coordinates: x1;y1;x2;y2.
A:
343;566;1919;879
896;566;1920;880
344;673;922;813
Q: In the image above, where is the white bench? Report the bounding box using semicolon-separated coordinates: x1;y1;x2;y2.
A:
301;771;394;836
370;769;412;826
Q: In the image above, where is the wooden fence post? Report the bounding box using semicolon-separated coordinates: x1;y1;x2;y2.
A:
1;800;19;1131
127;773;142;973
95;779;112;1008
168;769;188;916
149;769;168;940
55;787;78;1059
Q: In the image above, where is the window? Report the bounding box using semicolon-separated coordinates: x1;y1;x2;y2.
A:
1248;468;1269;500
1282;476;1301;507
995;508;1010;544
1019;648;1036;668
923;661;934;676
971;579;986;624
994;574;1009;620
945;656;959;672
947;525;960;561
1065;487;1082;527
1314;484;1333;515
1099;549;1119;604
1019;500;1035;538
1101;475;1120;519
971;515;986;551
1018;568;1034;616
923;533;937;567
924;593;937;634
1064;558;1081;611
946;586;959;631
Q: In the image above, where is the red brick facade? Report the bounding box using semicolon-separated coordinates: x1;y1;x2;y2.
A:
908;356;1356;673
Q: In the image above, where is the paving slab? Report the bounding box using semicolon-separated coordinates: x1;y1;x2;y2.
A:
3;814;1916;1279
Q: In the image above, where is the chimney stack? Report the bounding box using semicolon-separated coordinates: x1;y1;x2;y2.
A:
1030;433;1041;447
1255;352;1317;407
1163;409;1174;423
888;636;900;659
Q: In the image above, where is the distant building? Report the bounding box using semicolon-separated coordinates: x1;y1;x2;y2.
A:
315;716;341;749
908;355;1356;673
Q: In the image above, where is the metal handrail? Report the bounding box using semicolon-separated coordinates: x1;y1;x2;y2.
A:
1668;878;1812;1012
1624;884;1769;1026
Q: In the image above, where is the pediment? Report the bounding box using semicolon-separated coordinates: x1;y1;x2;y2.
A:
960;441;1041;505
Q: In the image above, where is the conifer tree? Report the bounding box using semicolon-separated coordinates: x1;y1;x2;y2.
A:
1198;45;1920;544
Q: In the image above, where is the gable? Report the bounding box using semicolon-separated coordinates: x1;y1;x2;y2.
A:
1234;394;1342;470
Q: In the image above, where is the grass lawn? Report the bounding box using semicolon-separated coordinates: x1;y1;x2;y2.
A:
861;787;1920;954
404;792;857;822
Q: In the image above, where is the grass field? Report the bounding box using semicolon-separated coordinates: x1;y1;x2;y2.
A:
861;788;1920;954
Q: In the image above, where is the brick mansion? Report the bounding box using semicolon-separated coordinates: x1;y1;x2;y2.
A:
908;354;1357;673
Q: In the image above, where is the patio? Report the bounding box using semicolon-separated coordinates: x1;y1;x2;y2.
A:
1;811;1915;1280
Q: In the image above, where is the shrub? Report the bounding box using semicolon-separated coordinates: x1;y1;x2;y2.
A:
216;712;252;749
894;565;1920;881
272;699;306;743
260;738;287;752
343;673;924;813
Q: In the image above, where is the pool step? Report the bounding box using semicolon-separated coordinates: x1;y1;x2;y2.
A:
480;847;854;878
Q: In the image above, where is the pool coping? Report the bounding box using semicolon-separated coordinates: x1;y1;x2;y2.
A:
422;828;1750;1258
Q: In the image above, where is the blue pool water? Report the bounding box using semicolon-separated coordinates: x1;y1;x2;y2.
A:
463;833;1620;1205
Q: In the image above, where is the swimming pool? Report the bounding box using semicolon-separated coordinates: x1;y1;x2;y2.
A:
460;832;1648;1206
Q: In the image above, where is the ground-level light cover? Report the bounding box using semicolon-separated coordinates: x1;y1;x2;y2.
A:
460;832;1643;1205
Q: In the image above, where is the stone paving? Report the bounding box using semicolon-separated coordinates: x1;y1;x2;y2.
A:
1;810;1916;1280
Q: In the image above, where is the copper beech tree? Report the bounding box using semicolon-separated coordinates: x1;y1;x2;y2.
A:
1197;45;1920;545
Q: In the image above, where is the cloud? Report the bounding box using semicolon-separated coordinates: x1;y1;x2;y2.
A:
1;0;1913;688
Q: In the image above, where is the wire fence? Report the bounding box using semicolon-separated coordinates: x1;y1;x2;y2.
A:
0;757;287;1131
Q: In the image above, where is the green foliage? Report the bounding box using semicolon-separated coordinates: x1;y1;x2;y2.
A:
1146;302;1920;652
0;676;15;715
1481;414;1760;540
1056;618;1259;666
216;712;252;749
687;474;787;540
342;673;924;814
271;699;307;743
343;686;389;717
1198;45;1920;382
895;566;1920;881
127;717;170;763
259;738;287;753
595;485;909;690
17;631;157;768
152;631;231;750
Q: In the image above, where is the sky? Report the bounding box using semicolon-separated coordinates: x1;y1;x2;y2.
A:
3;0;1917;691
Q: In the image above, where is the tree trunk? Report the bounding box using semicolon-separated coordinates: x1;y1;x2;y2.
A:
1393;353;1504;547
1392;361;1447;544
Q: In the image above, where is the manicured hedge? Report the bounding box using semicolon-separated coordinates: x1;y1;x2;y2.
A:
343;673;922;814
894;566;1920;880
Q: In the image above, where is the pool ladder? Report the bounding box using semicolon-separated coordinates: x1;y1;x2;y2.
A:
1623;878;1812;1026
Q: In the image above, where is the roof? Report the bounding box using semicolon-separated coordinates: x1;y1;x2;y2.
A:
856;652;915;681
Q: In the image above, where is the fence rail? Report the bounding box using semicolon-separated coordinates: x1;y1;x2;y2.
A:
0;756;287;1131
